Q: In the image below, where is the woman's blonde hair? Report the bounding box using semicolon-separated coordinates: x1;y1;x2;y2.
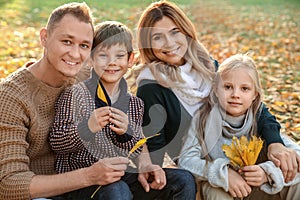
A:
196;54;263;160
129;0;214;89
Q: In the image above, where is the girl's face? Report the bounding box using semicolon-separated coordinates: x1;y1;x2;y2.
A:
150;16;188;66
215;67;258;117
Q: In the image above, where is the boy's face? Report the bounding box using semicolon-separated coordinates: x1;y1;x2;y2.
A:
41;14;93;79
215;67;257;117
92;43;133;86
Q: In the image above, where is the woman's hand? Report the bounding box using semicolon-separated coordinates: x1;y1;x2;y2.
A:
268;143;300;182
138;164;166;192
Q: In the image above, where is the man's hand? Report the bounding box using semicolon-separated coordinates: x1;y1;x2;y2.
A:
138;164;166;192
268;143;300;182
86;157;129;186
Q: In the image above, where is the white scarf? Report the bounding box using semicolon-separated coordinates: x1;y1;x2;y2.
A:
136;62;211;116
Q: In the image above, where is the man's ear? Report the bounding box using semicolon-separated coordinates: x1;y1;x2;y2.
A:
40;28;47;47
128;52;135;68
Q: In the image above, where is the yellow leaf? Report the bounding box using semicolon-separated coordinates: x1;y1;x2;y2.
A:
127;133;160;157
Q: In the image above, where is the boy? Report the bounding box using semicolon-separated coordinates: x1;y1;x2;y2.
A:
49;21;144;199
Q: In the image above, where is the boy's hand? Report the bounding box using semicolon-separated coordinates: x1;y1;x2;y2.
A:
268;143;300;182
88;106;111;133
240;165;268;186
228;168;251;198
109;107;129;135
138;164;166;192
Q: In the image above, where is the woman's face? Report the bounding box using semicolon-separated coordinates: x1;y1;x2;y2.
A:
150;16;188;66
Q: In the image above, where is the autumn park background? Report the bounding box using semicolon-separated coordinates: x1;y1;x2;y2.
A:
0;0;299;144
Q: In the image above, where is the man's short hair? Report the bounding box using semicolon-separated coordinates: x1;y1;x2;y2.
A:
46;2;94;34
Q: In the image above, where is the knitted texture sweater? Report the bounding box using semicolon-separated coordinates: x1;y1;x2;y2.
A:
0;64;67;199
50;69;144;173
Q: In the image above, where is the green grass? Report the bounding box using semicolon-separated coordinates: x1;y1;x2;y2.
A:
0;0;195;29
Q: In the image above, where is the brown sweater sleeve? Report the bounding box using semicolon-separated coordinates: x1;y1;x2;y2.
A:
0;84;34;199
0;68;63;199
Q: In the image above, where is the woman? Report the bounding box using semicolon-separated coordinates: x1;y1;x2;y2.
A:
130;0;299;182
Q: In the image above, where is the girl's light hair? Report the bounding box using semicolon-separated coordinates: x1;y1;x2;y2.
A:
128;0;214;89
196;54;263;160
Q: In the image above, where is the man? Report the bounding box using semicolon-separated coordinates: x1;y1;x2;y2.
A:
0;2;130;199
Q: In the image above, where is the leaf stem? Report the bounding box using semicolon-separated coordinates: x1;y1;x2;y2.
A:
91;185;102;199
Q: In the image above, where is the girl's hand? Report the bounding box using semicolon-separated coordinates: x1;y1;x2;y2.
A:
88;106;111;133
109;107;129;135
228;168;251;198
240;165;268;186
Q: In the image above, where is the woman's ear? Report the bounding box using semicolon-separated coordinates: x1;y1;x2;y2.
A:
128;52;135;68
40;28;47;47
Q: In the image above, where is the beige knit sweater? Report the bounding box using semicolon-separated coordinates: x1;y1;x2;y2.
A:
0;64;67;199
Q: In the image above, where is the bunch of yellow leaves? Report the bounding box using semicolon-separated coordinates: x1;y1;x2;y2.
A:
222;135;264;168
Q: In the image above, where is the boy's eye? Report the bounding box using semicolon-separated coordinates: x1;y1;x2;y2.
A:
116;54;126;58
98;54;107;57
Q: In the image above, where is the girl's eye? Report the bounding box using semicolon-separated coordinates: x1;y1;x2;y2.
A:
242;87;250;91
224;84;232;90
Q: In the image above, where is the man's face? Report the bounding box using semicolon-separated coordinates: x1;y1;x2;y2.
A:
42;14;93;80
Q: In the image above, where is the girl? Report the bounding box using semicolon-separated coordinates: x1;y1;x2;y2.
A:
129;0;294;173
179;54;300;199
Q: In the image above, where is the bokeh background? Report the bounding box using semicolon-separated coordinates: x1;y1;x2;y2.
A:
0;0;299;143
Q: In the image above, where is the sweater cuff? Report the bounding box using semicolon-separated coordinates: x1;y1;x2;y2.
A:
259;161;284;194
207;158;230;191
77;119;95;142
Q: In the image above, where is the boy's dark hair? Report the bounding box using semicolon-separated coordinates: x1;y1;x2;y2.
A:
92;21;133;57
46;2;93;34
